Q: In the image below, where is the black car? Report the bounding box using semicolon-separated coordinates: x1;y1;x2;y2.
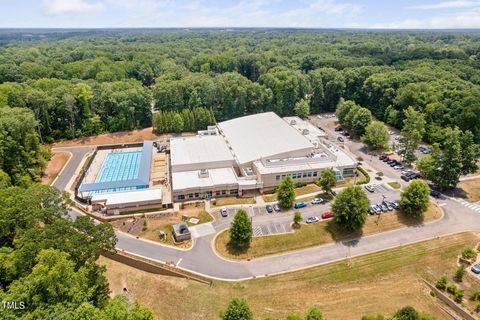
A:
387;160;396;165
273;203;280;212
331;190;337;196
334;127;343;132
266;204;273;213
430;190;441;198
389;161;399;167
401;175;410;182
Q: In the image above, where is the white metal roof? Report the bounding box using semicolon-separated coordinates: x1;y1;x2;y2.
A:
217;112;314;165
172;167;238;192
91;188;162;206
170;135;234;167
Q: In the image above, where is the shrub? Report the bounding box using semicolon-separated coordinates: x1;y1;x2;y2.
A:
293;211;302;226
355;166;371;185
454;289;464;303
455;265;466;282
462;246;477;260
471;291;480;301
476;303;480;313
446;284;458;295
294;182;307;188
376;172;384;176
142;219;147;231
436;276;448;291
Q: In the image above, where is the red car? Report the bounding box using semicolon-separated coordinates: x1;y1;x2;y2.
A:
321;211;334;219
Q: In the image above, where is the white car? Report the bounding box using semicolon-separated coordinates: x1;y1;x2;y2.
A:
394;164;404;170
220;207;228;217
305;216;320;224
311;198;323;205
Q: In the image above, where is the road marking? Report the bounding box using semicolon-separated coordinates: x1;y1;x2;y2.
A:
176;258;183;266
438;203;447;207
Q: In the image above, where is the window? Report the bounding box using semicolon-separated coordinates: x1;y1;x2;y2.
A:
216;191;221;196
230;189;238;195
188;193;194;198
177;195;185;200
292;173;297;179
281;175;286;179
194;193;199;198
276;175;280;180
343;168;355;176
303;172;308;178
222;190;227;195
308;172;312;177
313;171;318;177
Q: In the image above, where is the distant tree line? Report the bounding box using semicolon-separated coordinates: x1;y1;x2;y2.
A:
0;31;479;145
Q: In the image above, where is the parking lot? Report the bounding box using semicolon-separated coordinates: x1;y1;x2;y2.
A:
253;222;293;237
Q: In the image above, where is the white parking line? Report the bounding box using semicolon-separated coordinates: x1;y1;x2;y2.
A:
176;258;183;266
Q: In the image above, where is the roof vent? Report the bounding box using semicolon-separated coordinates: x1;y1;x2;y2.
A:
290;119;297;125
302;129;309;135
199;169;209;178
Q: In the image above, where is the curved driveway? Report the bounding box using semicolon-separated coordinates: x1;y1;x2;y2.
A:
53;147;480;281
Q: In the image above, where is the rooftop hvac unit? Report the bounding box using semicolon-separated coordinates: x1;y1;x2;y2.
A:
290;119;297;125
302;129;309;135
198;169;209;178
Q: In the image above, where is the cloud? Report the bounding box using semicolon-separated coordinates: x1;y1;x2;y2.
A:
410;0;480;10
43;0;104;16
370;9;480;28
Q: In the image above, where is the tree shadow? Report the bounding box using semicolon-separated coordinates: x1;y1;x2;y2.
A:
397;211;426;227
225;240;250;257
442;186;468;200
325;220;364;243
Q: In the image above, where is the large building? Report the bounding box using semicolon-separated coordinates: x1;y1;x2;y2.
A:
170;112;357;202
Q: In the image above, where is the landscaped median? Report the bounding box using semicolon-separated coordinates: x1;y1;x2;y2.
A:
214;203;443;260
262;183;322;202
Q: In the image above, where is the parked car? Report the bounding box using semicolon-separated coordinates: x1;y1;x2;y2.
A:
337;137;345;142
321;211;335;219
430;190;441;199
385;201;395;211
294;202;307;209
380;204;388;212
368;206;376;215
472;263;480;274
273;203;280;212
364;185;375;193
389;161;399;167
311;198;324;205
331;190;337;196
220;207;228;217
401;169;413;176
305;216;320;224
394;164;404;170
401;175;410;182
392;201;400;209
334;127;343;132
383;157;390;162
266;204;273;213
379;154;386;160
372;205;382;214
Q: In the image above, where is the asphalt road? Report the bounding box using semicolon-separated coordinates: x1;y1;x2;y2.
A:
52;145;480;281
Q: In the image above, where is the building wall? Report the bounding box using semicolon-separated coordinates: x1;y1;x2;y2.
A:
173;187;240;202
171;159;236;173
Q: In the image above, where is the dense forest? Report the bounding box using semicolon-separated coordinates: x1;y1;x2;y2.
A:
1;30;480;185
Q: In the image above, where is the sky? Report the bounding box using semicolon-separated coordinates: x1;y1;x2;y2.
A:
1;0;480;29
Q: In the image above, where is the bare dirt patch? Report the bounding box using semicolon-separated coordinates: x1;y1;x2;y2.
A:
216;203;442;260
51;127;196;147
41;152;71;185
99;232;480;320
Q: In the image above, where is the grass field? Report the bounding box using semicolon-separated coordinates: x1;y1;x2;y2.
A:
41;152;71;185
263;184;322;203
213;197;256;206
458;178;480;202
215;203;442;260
388;182;402;189
99;232;480;320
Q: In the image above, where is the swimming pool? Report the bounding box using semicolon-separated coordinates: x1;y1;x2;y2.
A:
90;151;144;195
96;151;142;183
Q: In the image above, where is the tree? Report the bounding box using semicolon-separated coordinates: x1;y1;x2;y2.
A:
317;168;337;194
436;276;448;291
0;170;11;189
350;107;372;136
229;209;252;249
305;307;325;320
361;121;389;150
221;298;253;320
455;265;466;282
398;107;425;165
293;211;302;226
294;98;310;119
332;186;369;231
393;306;421;320
277;176;296;209
399;180;430;218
